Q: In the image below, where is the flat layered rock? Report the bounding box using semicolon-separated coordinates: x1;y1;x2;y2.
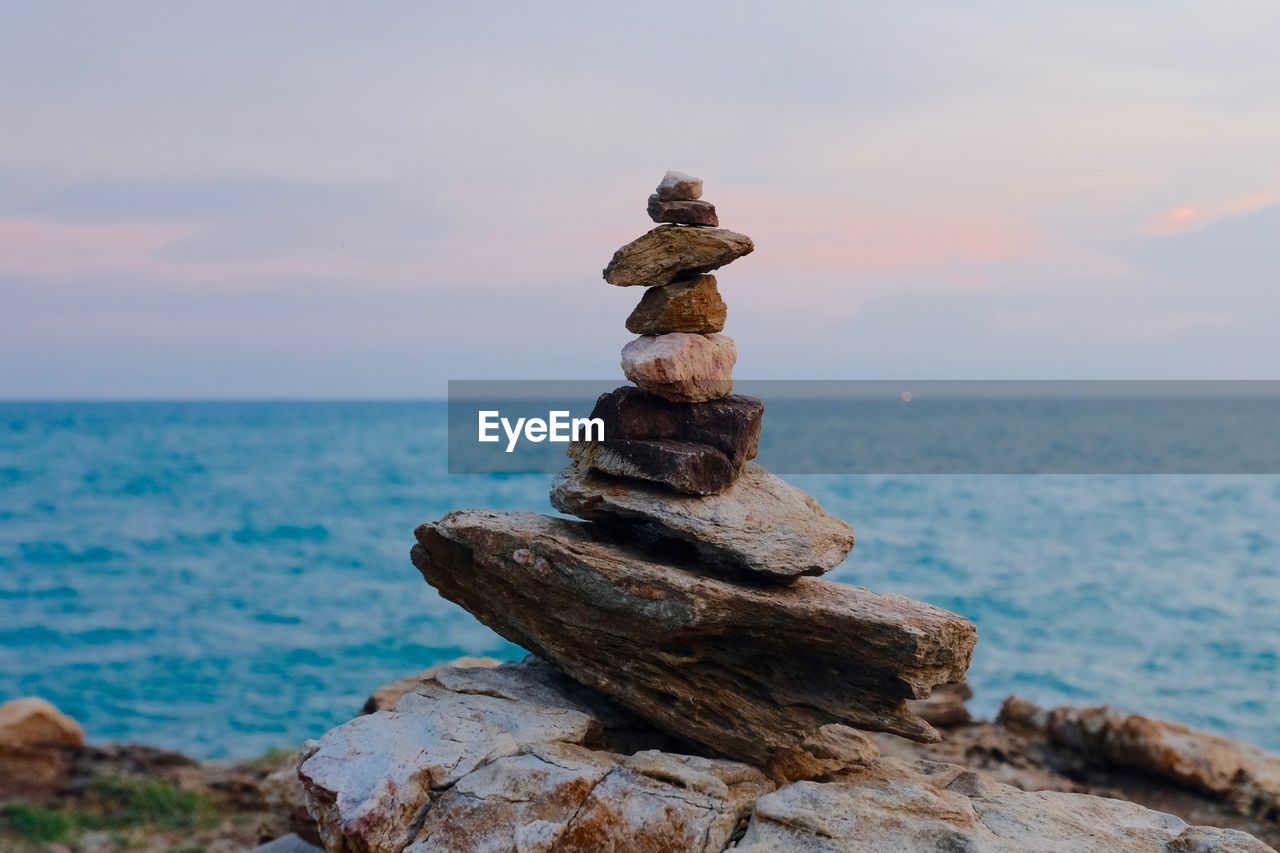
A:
621;332;736;402
655;169;702;200
411;511;976;777
625;274;727;335
736;757;1273;852
568;387;762;495
999;697;1280;819
550;462;853;579
647;194;719;226
603;225;753;287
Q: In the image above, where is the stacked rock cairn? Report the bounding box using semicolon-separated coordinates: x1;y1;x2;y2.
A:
296;172;981;850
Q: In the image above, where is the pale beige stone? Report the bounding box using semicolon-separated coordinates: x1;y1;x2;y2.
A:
620;332;735;402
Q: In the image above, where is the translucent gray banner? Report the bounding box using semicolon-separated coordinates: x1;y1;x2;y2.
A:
448;380;1280;474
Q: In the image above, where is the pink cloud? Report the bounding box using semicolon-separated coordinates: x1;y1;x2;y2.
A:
723;193;1041;282
1141;192;1279;235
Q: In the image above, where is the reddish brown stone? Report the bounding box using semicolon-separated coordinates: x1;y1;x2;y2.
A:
626;275;727;335
647;194;719;226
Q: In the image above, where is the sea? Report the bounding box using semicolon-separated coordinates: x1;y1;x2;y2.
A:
2;401;1277;759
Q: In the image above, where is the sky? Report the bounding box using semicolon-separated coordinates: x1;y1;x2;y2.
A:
2;2;1278;398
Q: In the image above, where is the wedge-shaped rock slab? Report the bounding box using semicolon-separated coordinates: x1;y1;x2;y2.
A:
569;387;762;495
604;225;753;287
736;757;1273;852
411;511;976;777
626;274;727;335
551;462;853;579
621;332;736;402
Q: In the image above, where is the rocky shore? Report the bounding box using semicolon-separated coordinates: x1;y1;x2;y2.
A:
289;173;1278;852
4;173;1276;852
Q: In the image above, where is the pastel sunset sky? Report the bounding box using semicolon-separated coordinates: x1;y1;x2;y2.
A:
3;2;1278;397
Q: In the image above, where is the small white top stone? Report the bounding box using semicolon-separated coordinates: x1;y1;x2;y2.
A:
656;171;703;201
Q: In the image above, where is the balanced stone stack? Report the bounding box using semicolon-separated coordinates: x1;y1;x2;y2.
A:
299;175;977;845
297;173;979;850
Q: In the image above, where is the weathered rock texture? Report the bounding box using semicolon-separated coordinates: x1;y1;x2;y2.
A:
647;194;719;226
569;438;742;496
302;660;1275;853
359;655;500;714
300;658;771;853
603;225;753;287
410;745;770;852
410;511;975;777
625;274;727;335
620;332;736;402
568;386;762;495
999;697;1280;821
655;169;702;200
550;462;854;579
736;757;1273;852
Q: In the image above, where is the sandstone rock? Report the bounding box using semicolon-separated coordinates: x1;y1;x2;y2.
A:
360;656;501;714
620;332;735;402
410;744;771;852
736;757;1273;852
568;386;763;495
300;657;768;852
603;225;753;287
550;462;854;579
646;194;719;226
0;696;85;749
411;511;976;778
625;274;727;335
655;169;702;200
999;697;1280;820
0;696;86;799
298;661;606;853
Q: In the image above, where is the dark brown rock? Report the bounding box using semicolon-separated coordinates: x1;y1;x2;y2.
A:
647;194;719;226
411;510;977;779
570;438;739;496
604;225;753;287
568;386;762;494
625;274;727;335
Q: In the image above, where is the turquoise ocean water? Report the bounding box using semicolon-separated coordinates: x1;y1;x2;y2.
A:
1;401;1277;758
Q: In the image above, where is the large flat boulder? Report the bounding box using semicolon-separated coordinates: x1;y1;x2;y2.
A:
550;462;853;579
410;510;976;778
736;757;1273;852
299;658;770;853
603;225;753;286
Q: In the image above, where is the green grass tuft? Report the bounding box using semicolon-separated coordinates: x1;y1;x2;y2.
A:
0;803;80;843
90;773;219;832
